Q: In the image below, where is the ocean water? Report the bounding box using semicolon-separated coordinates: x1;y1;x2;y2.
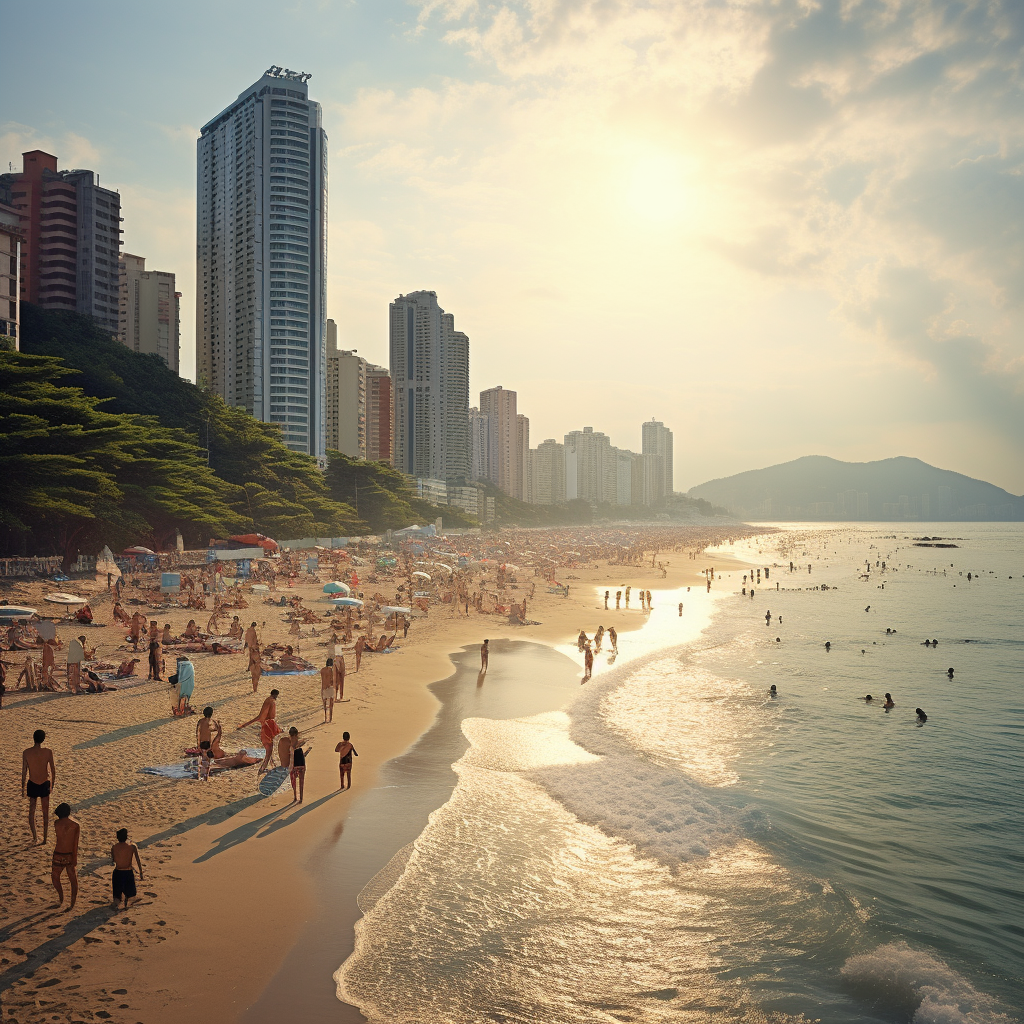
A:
336;524;1024;1023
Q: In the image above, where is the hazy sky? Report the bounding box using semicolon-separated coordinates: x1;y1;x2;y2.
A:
4;0;1023;493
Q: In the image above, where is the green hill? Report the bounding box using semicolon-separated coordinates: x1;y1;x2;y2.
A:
687;455;1024;521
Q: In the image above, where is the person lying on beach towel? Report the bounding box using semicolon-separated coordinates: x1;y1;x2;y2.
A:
82;670;118;692
116;658;140;678
270;646;313;672
112;602;131;627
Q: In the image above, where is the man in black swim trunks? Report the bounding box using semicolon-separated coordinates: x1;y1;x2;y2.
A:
22;729;56;844
110;827;144;908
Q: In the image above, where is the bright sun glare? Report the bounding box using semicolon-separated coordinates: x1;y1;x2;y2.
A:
624;152;694;225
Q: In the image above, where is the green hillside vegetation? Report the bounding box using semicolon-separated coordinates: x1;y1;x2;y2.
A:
3;305;461;561
688;455;1024;521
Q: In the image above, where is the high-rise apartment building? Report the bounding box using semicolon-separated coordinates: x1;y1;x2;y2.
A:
389;290;470;482
528;439;565;505
324;318;391;461
365;364;393;464
479;386;518;496
1;151;122;336
118;254;180;373
641;418;674;500
564;426;612;503
0;199;22;347
197;67;328;455
469;406;489;481
516;413;530;502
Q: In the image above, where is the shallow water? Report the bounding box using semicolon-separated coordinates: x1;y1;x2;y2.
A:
337;524;1023;1023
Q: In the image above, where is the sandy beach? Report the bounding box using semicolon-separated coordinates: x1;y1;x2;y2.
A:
0;538;755;1024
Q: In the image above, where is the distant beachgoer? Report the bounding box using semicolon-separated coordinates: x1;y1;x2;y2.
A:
604;590;610;610
864;694;873;702
197;707;215;749
333;651;346;700
288;727;311;803
824;641;831;651
583;644;593;683
354;635;365;672
615;591;621;610
947;667;954;678
183;619;199;639
765;610;771;625
916;708;928;722
625;586;631;608
22;729;56;844
481;639;489;672
336;732;357;791
678;602;683;616
75;603;93;625
237;690;280;773
883;693;895;709
769;684;777;697
403;617;410;639
147;638;163;681
110;827;144;908
66;635;86;694
51;803;80;910
321;659;335;723
645;590;652;609
608;627;618;652
112;601;130;627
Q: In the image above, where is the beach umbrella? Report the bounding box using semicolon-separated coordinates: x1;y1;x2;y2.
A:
381;605;412;615
323;581;350;595
123;545;155;555
0;606;39;622
44;592;87;605
330;596;363;608
412;571;431;580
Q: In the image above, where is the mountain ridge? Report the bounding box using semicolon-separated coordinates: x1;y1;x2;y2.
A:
687;455;1023;521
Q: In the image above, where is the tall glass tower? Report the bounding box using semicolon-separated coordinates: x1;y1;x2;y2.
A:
197;67;327;455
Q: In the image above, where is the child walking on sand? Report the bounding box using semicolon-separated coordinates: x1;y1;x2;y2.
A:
110;827;144;908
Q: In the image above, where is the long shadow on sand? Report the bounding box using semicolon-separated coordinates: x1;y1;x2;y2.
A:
0;906;117;993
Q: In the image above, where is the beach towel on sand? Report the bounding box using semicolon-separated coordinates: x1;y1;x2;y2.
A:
264;668;317;676
139;748;265;779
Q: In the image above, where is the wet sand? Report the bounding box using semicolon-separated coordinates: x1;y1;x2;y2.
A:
245;639;581;1022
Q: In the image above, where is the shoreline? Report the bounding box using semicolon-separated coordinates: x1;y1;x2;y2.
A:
0;548;758;1024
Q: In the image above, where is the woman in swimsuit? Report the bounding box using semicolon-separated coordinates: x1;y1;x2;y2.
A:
288;727;311;803
336;732;357;791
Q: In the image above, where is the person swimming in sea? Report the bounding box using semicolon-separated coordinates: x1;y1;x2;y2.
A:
883;692;895;709
947;667;954;678
824;641;831;651
864;694;873;702
769;684;777;697
916;708;928;722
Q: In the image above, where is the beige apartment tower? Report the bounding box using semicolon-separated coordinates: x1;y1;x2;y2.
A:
326;318;392;462
119;254;181;373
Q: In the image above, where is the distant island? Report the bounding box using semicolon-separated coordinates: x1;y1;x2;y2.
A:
687;456;1024;522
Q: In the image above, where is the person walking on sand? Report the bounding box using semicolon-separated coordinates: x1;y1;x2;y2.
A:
336;732;357;791
110;827;144;908
129;611;145;651
678;602;683;617
288;727;312;803
333;650;346;701
583;643;594;683
608;626;618;652
604;590;610;610
247;638;263;693
321;658;336;723
354;634;365;672
51;803;80;910
237;689;281;773
147;635;163;681
196;707;216;749
615;590;621;610
66;634;86;694
481;639;489;672
22;729;56;844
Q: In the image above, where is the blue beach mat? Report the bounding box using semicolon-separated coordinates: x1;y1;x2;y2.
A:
264;668;318;676
139;748;266;779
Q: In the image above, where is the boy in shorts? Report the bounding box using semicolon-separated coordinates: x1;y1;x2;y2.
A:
110;827;144;908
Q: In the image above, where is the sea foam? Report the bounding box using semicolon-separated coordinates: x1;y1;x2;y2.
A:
841;942;1017;1024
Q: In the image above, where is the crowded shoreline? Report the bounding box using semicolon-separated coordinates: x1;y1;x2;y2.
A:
0;523;763;1024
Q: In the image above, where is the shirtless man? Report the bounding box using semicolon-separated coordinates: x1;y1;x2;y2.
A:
129;612;146;651
112;601;130;627
320;659;335;723
237;689;280;773
228;616;243;640
583;643;594;683
608;626;618;652
336;732;357;791
66;635;86;694
243;620;259;653
480;639;489;672
22;729;57;843
51;803;80;910
354;634;365;672
110;827;144;908
197;706;216;750
333;650;346;701
161;623;173;645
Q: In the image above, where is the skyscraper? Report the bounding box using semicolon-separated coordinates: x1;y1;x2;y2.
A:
197;67;328;455
641;418;674;500
528;439;565;505
325;318;391;462
389;290;470;482
0;199;22;348
118;254;180;373
1;150;122;337
470;406;489;481
365;364;393;464
516;413;530;502
479;386;518;496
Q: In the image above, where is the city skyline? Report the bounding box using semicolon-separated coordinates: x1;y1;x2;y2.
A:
3;2;1022;492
